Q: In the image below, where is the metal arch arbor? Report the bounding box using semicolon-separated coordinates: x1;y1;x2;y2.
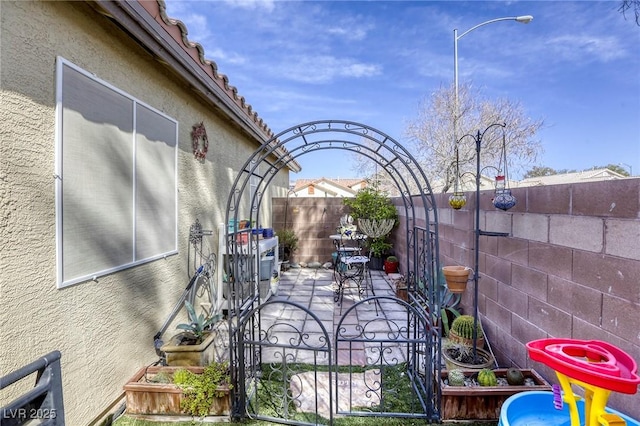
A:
224;120;443;423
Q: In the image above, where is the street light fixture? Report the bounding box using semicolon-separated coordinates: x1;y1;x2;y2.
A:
454;15;533;109
450;15;533;205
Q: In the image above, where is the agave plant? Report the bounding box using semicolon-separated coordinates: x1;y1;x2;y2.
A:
176;301;220;344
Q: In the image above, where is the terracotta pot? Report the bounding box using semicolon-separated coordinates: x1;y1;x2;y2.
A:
442;345;495;372
442;266;471;293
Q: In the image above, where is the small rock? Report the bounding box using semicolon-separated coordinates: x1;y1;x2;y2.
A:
307;261;322;269
322;262;333;269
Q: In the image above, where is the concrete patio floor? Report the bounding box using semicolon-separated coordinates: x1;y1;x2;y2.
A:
260;267;409;366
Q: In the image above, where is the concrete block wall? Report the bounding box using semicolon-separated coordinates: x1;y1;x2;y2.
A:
273;180;640;418
272;197;350;264
394;178;640;419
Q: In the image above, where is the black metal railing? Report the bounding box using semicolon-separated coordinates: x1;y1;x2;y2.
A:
1;350;65;425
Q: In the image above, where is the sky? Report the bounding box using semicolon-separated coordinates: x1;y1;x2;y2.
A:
163;0;640;181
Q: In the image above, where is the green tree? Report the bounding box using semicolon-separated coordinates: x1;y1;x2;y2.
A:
590;164;630;176
523;166;557;178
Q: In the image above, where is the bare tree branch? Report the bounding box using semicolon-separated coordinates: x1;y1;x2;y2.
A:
619;0;640;25
403;83;544;192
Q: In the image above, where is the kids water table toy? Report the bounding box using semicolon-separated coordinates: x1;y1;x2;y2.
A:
501;338;640;426
498;391;640;426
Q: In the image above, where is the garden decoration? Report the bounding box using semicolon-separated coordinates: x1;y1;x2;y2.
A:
191;121;209;160
492;133;517;211
449;136;467;210
451;123;513;364
449;191;467;210
338;214;357;236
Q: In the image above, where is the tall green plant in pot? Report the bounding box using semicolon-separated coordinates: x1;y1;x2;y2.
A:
276;228;298;265
343;184;398;270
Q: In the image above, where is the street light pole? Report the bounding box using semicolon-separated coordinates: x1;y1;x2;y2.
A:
452;16;533;190
453;15;533;115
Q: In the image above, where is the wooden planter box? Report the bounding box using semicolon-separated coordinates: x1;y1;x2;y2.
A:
124;366;231;416
440;368;551;421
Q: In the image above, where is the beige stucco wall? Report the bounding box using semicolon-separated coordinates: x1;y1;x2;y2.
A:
0;1;288;423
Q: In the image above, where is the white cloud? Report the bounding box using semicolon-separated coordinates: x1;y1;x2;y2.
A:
274;55;382;84
325;16;375;42
222;0;276;12
546;34;627;63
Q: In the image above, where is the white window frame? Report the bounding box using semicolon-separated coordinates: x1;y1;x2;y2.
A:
55;57;178;288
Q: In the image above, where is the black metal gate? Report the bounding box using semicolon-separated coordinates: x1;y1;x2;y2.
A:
225;120;442;424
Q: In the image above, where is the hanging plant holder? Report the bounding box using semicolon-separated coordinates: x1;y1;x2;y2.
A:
493;189;517;211
449;192;467;210
492;136;517;211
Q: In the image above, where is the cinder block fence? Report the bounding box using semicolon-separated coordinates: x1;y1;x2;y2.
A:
275;178;640;419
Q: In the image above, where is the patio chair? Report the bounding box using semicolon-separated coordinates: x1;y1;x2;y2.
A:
332;234;377;315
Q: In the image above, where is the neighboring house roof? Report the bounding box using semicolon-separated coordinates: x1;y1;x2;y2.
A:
293;178;367;193
292;177;367;197
515;168;626;187
89;0;300;172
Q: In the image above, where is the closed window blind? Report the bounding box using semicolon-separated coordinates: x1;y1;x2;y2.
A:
55;57;178;288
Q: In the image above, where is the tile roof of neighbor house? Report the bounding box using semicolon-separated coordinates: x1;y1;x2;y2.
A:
515;168;626;187
96;0;300;172
293;178;367;192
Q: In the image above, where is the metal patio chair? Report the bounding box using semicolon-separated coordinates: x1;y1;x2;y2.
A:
332;233;377;314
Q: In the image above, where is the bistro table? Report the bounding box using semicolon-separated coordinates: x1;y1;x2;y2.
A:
329;233;376;314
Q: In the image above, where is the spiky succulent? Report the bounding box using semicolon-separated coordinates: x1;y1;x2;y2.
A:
450;315;484;340
477;368;497;386
447;369;466;386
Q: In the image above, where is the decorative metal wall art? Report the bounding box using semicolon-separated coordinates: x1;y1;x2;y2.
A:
191;122;209;160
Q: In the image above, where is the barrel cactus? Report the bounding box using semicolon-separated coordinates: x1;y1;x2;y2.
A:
450;315;484;340
447;368;466;386
506;368;525;385
477;368;497;386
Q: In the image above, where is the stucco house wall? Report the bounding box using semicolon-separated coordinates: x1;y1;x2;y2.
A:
0;1;290;423
391;178;640;419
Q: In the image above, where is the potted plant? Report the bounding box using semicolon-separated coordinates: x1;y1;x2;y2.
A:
383;255;399;274
394;275;408;301
448;314;485;349
343;184;398;270
124;361;232;417
161;301;222;366
442;265;471;293
442;340;495;372
440;367;551;421
276;228;298;267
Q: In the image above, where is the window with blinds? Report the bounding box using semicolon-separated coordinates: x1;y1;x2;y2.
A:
55;57;178;288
